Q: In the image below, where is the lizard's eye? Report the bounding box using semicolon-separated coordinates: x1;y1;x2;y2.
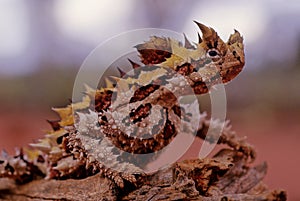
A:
207;49;220;58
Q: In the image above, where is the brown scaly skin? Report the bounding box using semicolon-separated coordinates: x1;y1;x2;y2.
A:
97;21;246;156
136;21;245;94
0;22;253;189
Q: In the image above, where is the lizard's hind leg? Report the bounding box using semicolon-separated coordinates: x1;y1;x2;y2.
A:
196;118;256;161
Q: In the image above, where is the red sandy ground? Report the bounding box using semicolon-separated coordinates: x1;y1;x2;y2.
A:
0;109;299;200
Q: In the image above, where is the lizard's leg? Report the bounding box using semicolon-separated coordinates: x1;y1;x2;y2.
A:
196;117;256;161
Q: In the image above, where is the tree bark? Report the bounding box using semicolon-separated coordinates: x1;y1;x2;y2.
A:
0;149;286;201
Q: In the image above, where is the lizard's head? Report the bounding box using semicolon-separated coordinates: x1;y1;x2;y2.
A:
194;21;245;83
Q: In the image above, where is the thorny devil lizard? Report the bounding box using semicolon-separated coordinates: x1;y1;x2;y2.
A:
0;21;255;190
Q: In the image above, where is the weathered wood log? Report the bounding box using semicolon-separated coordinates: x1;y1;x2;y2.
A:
0;149;286;201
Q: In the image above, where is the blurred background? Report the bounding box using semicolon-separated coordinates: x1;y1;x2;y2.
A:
0;0;299;199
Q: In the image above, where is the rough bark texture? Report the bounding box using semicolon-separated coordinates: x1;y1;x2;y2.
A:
0;149;286;201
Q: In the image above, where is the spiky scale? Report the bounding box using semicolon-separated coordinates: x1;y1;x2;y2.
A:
47;119;61;131
197;32;202;43
183;33;195;49
117;67;126;77
105;77;115;88
128;58;140;69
